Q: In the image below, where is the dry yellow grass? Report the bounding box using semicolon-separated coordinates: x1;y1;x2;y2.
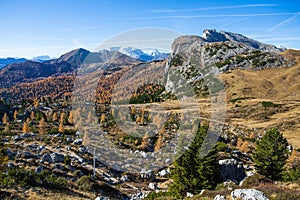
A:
221;49;300;148
221;50;300;101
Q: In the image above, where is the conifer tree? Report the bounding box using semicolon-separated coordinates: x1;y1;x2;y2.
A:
253;128;289;180
169;125;219;198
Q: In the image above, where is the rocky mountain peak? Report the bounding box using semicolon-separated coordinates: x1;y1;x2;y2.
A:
202;29;229;42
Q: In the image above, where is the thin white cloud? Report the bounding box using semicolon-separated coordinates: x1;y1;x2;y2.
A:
123;12;297;20
269;12;300;31
150;4;279;13
258;37;300;42
219;17;250;28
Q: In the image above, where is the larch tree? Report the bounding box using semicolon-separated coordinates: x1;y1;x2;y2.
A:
139;132;150;151
52;112;58;122
58;113;65;133
154;132;163;152
2;113;9;124
30;111;35;120
22;121;30;133
13;110;18;121
68;111;74;124
38;117;45;134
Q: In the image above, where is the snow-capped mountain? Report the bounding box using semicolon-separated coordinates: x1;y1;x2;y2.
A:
31;55;52;62
110;47;169;62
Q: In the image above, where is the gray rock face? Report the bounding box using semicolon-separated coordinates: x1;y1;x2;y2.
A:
140;169;155;181
158;168;170;177
120;175;130;182
231;189;269;200
202;29;228;42
50;153;65;163
7;162;15;168
73;139;83;145
40;153;53;163
6;148;16;159
219;159;246;184
35;166;43;173
148;182;156;190
220;30;285;52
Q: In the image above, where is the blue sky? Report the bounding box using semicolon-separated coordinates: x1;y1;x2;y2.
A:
0;0;299;58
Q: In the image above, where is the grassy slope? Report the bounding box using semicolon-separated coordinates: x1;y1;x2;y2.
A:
221;49;300;148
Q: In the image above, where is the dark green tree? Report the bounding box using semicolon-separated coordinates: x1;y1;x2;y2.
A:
169;125;219;198
253;128;289;180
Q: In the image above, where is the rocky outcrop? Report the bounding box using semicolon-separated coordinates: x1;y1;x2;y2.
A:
219;159;246;184
231;189;269;200
214;194;226;200
50;153;65;163
140;169;155;181
40;153;53;163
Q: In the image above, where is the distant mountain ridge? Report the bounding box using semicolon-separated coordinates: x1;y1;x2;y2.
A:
0;48;141;89
0;57;27;69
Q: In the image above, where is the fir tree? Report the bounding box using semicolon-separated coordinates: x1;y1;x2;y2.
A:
169;125;219;198
253;128;289;180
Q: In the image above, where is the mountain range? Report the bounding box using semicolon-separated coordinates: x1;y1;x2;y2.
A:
0;29;296;102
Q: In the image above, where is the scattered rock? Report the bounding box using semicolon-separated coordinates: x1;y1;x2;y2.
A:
231;189;269;200
3;138;9;143
6;148;16;159
214;194;226;200
40;153;53;163
24;151;38;159
120;175;130;182
73;139;83;145
140;169;155;181
35;166;43;173
148;182;156;190
50;153;65;163
95;197;110;200
79;147;87;154
66;137;73;143
13;135;23;141
186;192;193;197
130;191;149;200
158;168;170;177
22;133;36;138
7;162;15;168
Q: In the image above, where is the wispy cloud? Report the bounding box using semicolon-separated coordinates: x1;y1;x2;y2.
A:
219;17;250;28
269;12;300;31
123;12;297;21
150;4;279;13
257;37;300;42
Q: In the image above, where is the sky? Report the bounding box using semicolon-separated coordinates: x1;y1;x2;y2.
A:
0;0;299;58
